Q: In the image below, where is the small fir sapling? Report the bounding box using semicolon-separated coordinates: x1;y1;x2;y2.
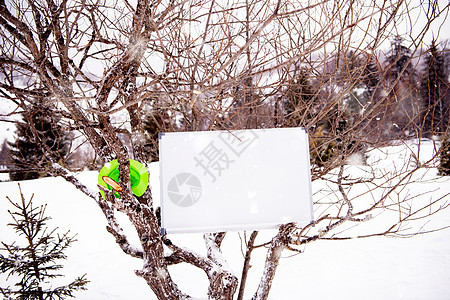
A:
0;184;88;299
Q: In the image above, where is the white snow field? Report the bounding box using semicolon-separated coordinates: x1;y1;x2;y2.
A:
1;140;450;299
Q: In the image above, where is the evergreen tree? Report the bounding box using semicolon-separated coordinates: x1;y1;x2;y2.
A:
340;53;381;134
0;140;11;167
284;69;317;128
420;40;449;135
340;51;370;122
386;36;415;82
383;36;420;137
8;102;71;181
362;55;380;95
0;184;88;299
230;75;270;129
439;135;450;176
143;110;167;163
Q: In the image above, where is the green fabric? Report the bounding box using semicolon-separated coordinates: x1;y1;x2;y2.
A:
98;159;149;199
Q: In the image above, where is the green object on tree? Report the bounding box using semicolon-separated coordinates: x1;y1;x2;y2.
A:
98;159;149;198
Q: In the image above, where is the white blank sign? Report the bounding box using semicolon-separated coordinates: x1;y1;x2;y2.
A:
159;127;313;234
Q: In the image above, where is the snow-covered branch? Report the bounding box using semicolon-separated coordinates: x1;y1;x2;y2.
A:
98;192;145;259
252;224;295;300
164;235;239;300
50;164;97;200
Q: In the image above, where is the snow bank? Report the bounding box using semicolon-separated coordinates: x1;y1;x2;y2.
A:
0;141;449;299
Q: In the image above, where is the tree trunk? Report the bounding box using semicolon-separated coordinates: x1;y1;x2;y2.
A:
252;225;292;300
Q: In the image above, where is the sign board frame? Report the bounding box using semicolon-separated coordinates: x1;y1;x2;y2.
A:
159;127;313;234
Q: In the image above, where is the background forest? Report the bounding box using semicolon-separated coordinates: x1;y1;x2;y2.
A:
2;36;449;177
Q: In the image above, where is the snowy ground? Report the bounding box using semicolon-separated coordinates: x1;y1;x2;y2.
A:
1;140;450;299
